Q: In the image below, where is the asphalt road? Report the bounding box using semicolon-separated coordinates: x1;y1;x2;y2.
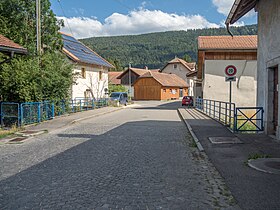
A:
0;101;239;210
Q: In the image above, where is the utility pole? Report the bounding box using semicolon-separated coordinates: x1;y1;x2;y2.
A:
36;0;41;55
128;63;132;100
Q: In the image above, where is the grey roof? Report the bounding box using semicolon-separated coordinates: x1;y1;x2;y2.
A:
61;33;114;68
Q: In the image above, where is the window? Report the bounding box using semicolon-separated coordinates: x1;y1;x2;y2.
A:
174;64;177;69
163;89;166;93
99;71;102;80
170;89;172;93
81;67;86;79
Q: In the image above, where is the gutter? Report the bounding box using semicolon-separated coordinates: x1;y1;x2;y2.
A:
0;46;27;55
225;0;242;36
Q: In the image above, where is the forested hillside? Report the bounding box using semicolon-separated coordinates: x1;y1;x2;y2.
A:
81;25;257;70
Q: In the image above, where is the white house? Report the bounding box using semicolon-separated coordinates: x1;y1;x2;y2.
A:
161;57;196;97
197;35;257;107
61;32;114;100
226;0;280;137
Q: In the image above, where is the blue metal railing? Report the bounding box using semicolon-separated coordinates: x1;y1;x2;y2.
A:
0;98;109;128
195;98;264;132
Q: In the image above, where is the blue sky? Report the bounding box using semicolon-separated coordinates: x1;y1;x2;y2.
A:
50;0;257;38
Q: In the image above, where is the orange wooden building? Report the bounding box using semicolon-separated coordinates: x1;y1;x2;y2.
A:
134;71;188;100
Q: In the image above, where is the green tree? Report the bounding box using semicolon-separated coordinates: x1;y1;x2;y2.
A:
0;0;73;102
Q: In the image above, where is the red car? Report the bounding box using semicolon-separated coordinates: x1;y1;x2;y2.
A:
182;96;193;106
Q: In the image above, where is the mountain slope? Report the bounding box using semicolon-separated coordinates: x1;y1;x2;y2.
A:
80;25;257;70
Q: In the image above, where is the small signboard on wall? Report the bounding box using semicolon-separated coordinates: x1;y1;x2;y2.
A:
225;65;237;82
225;76;236;82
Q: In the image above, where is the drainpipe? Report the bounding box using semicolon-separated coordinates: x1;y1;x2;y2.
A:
226;23;234;37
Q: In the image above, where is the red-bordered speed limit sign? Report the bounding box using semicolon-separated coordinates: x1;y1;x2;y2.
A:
225;65;237;77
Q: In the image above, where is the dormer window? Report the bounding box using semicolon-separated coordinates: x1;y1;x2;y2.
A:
174;64;177;69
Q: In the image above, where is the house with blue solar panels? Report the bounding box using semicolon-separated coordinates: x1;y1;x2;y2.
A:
61;32;114;100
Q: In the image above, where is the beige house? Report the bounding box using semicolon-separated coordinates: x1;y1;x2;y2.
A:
161;57;196;97
226;0;280;137
198;35;257;107
61;33;114;100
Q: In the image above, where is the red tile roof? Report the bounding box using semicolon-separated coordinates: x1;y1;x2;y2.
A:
139;71;188;88
0;34;27;54
108;71;122;85
117;67;160;79
198;35;257;50
167;58;196;71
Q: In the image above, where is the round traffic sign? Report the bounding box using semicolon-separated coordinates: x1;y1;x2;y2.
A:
225;65;237;77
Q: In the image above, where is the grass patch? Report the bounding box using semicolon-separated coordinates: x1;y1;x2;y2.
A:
244;153;272;166
190;138;197;148
0;126;21;139
248;153;271;160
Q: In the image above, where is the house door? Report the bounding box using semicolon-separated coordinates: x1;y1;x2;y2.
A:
179;88;183;97
273;66;278;133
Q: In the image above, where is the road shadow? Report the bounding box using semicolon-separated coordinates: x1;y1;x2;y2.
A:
0;120;205;210
181;108;280;210
133;100;184;110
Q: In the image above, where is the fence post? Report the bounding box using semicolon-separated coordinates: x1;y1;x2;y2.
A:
219;102;221;122
234;107;237;132
51;103;55;118
38;102;41;123
225;103;228;125
20;104;24;126
213;101;216;119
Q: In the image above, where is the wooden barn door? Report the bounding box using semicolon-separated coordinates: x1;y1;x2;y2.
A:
273;66;278;132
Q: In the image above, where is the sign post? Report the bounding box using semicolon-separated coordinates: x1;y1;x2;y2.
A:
225;65;237;126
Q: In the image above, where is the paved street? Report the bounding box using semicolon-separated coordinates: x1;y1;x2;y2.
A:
0;101;238;210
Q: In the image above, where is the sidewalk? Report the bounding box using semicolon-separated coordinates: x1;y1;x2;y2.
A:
178;108;280;210
25;106;124;133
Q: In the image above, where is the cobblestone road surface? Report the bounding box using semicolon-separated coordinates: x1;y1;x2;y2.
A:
0;101;239;210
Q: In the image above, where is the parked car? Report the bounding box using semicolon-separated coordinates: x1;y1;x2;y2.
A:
182;96;193;106
109;92;128;106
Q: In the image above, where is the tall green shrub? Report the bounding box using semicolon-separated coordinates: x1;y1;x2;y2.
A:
0;0;73;102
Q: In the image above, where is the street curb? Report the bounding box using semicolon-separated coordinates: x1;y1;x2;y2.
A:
177;108;205;152
70;107;123;124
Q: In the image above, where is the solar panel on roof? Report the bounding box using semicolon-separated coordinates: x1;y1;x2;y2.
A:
62;35;112;68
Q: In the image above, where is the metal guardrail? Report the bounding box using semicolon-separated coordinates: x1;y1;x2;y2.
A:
195;98;264;132
234;107;264;132
196;98;236;130
0;98;109;128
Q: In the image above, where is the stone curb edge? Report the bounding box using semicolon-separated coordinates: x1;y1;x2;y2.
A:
177;108;205;152
70;107;124;124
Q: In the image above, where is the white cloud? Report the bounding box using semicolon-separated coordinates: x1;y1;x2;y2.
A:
220;20;245;27
212;0;256;18
212;0;235;16
58;8;220;39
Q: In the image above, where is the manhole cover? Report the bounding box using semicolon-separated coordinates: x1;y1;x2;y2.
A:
8;137;27;143
20;130;38;134
248;158;280;175
15;130;46;137
208;137;243;144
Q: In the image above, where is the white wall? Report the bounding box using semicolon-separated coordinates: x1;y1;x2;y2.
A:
162;63;193;96
72;65;109;100
203;60;257;107
257;0;280;136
